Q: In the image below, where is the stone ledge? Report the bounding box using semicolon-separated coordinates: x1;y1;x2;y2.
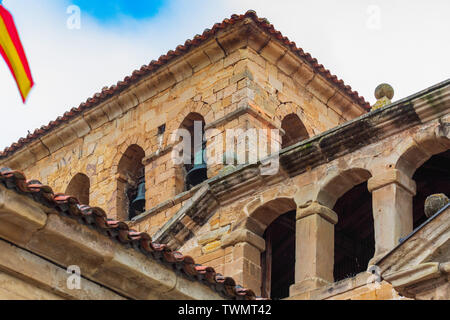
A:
287;271;372;300
382;262;450;299
383;262;441;290
289;277;331;297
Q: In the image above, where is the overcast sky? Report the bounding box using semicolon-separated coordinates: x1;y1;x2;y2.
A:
1;0;449;150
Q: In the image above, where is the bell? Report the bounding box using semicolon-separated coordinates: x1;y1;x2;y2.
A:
131;179;146;214
186;148;207;188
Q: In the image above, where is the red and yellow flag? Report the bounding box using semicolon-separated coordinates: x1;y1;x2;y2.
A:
0;3;33;102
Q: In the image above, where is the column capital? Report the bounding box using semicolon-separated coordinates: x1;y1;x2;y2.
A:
368;169;416;195
297;201;338;225
221;229;265;252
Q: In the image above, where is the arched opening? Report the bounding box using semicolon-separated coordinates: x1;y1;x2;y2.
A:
253;198;296;299
281;113;309;149
65;173;90;205
261;210;296;300
333;181;374;282
117;144;145;221
318;168;374;282
412;149;450;228
179;112;207;190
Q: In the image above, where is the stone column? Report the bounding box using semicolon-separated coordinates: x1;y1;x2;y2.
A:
290;202;338;296
114;173;128;221
368;169;416;265
221;229;266;296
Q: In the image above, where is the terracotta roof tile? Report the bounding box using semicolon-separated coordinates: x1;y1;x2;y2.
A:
0;167;264;300
0;10;369;159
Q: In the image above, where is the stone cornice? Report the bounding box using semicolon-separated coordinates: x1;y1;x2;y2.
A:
280;79;450;177
382;261;450;299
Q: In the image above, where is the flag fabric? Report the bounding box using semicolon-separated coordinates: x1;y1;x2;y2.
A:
0;3;33;102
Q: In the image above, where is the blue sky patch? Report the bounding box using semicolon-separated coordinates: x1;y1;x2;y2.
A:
70;0;166;22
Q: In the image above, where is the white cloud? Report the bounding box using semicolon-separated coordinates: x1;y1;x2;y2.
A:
0;0;449;150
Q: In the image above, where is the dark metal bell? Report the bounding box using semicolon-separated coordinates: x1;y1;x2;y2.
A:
131;179;146;213
186;148;207;188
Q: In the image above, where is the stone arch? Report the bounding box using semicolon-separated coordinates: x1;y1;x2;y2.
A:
179;112;206;136
316;168;372;209
247;197;297;237
112;134;146;171
393;123;450;229
116;144;146;220
170;100;210;134
65;173;90;205
177;112;207;190
313;167;374;281
275;103;314;138
395;122;450;178
247;197;297;299
275;102;298;122
281;113;309;149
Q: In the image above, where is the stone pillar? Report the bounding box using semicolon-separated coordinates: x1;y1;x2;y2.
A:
221;229;265;296
114;173;128;221
142;145;181;210
290;202;338;296
368;169;416;265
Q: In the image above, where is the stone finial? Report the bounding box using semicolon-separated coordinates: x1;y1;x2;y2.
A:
424;193;449;218
372;83;394;111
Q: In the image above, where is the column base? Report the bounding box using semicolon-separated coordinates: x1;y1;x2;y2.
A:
289;277;330;297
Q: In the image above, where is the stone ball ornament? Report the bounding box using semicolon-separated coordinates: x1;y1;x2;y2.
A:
375;83;394;100
424;193;449;218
